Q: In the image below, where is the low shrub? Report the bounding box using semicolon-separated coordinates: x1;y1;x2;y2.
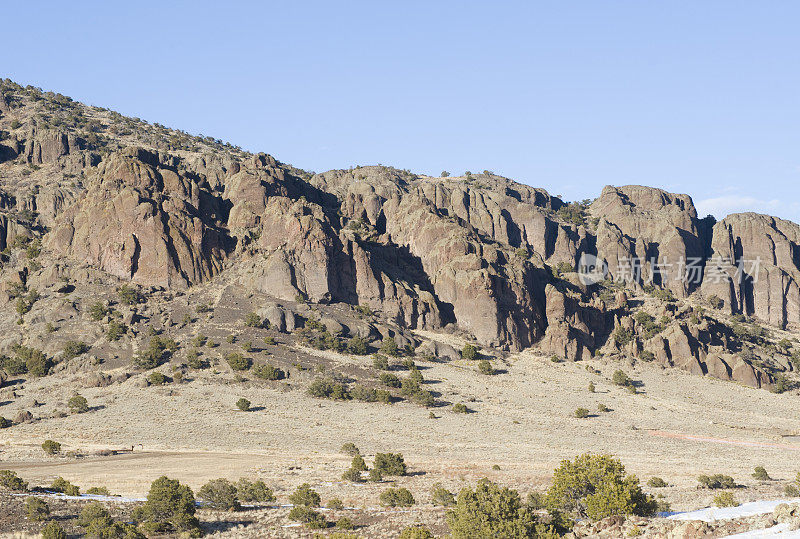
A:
379;487;415;507
340;442;360;456
342;467;364;482
253;362;284;380
752;466;771;481
647;477;667;488
327;497;344;510
198;478;241;510
236;398;251;411
347;336;369;355
373;354;390;370
546;453;657;520
25;496;49;521
62;340;89;360
68;394;89;413
431;483;455;506
42;439;61;455
226;352;252;371
399;525;434;539
478;359;493;374
0;469;27;491
379;372;401;387
574;407;589;418
697;474;736;489
713;491;738;507
51;476;79;496
236;478;275;503
77;501;110;527
132;476;200;534
373;453;406;476
243;313;262;328
452;403;469;414
288;505;327;528
308;378;350;400
289;483;321;507
40;522;67;539
461;344;479;360
147;372;168;385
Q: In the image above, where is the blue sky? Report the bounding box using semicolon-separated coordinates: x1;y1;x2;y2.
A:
5;1;800;222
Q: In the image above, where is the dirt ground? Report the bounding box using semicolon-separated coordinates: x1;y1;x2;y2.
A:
2;338;800;537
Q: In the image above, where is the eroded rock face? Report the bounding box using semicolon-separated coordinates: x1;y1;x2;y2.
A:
701;213;800;329
589;185;710;297
47;147;233;288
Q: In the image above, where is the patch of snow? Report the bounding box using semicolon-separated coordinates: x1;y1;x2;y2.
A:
667;498;800;522
722;523;800;538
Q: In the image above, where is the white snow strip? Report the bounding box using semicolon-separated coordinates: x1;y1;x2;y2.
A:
667;498;800;522
11;492;145;503
721;523;800;538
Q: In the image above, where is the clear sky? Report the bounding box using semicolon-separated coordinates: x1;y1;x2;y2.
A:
4;1;800;222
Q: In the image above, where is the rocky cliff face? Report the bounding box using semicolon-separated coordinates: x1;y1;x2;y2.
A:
0;78;797;389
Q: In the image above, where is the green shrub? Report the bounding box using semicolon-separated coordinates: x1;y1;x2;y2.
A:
25;496;49;521
0;469;27;491
0;417;9;428
243;313;262;328
198;478;241;510
613;326;634;347
574;407;589;419
351;454;368;472
785;483;800;496
14;344;51;377
379;337;400;357
289;483;321;507
639;350;655;362
431;483;455;506
545;453;657;520
42;439;61;455
461;344;479;360
77;501;110;527
369;468;383;482
133;336;177;369
588;382;595;393
612;370;633;387
697;474;736;489
117;284;140;305
379;372;401;387
347;336;369;355
327;497;344;510
478;359;493;375
51;476;79;496
68;394;89;413
453;403;469;414
447;479;553;538
226;352;252;371
647;477;667;488
288;505;327;528
236;398;251;411
373;453;406;476
350;384;379;402
713;491;738;507
85;486;111;495
399;525;434;539
147;372;168;385
341;442;360;456
132;476;199;534
380;487;415;507
107;320;126;341
89;302;109;321
335;516;354;530
40;522;67;539
308;378;350;399
62;340;89;360
752;466;771;481
253;362;284;380
379;487;416;507
342;467;363;482
373;354;390;370
235;478;275;503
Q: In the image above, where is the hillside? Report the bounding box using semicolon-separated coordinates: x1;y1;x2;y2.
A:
1;78;800;537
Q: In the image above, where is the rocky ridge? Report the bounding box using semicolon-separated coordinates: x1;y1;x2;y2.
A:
1;78;799;389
